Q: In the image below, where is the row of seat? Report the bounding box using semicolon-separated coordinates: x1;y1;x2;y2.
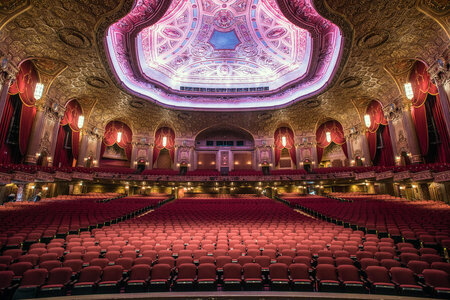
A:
2;262;449;298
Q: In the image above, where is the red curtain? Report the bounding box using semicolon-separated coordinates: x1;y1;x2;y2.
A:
103;120;133;160
315;120;347;163
53;125;72;167
60;100;82;160
0;94;14;162
8;60;39;156
409;61;448;162
153;127;175;164
274;127;297;166
365;100;394;166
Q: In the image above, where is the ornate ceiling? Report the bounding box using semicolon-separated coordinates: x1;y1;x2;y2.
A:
0;0;448;137
105;0;342;109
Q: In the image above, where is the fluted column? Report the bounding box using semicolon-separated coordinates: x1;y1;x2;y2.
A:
49;112;64;167
345;134;353;163
401;103;422;163
428;55;450;138
360;131;371;166
76;132;89;167
311;142;318;168
95;136;102;167
25;108;46;164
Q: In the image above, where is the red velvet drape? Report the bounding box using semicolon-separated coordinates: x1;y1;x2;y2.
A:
153;127;175;164
274;127;297;166
8;60;39;156
53;125;72;167
365;100;394;165
103;120;132;160
409;61;449;162
0;94;14;162
60;100;82;160
53;100;83;167
315;120;347;163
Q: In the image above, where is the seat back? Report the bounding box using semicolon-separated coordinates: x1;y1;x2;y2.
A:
337;265;360;282
423;269;450;288
316;264;338;281
151;264;171;280
47;267;72;285
102;265;124;281
197;263;216;280
0;271;14;289
289;263;309;280
243;263;261;279
158;257;175;268
78;266;102;283
222;263;242;280
366;266;391;284
62;259;83;273
254;256;271;268
177;263;197;280
20;269;48;287
269;263;288;280
390;267;417;285
129;264;151;281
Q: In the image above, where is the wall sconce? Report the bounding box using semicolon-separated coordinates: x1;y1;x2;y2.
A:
325;131;331;143
34;83;44;100
77;115;84;129
404;82;414;100
281;136;287;148
162;136;167;148
364;114;371;128
117;131;122;143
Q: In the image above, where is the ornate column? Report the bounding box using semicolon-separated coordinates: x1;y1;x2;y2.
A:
94;135;102;167
428;57;450;138
76;131;89;167
345;133;353;163
25;107;47;164
0;59;17;123
360;131;372;166
383;109;398;161
172;145;178;170
49;109;65;166
311;141;318;168
400;102;422;163
130;139;138;169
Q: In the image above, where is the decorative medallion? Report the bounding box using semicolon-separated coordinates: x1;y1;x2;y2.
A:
301;99;321;108
86;76;109;88
58;28;91;49
257;112;272;120
339;77;362;89
130;100;145;108
357;31;389;49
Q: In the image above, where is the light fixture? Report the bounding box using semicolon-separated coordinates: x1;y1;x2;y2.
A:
34;83;44;100
325;131;331;143
404;82;414;100
117;131;122;143
281;136;287;148
77;115;84;129
162;136;167;148
364;114;371;128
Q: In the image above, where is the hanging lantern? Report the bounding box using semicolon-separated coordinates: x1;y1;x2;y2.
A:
326;131;331;143
281;136;287;148
34;83;44;100
404;82;414;100
77;115;85;129
117;131;122;143
162;136;167;148
364;114;371;128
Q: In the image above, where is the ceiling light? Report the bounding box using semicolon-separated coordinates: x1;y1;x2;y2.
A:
117;131;122;143
34;83;44;100
404;82;414;100
364;114;371;128
77;115;84;129
281;136;287;148
326;131;331;143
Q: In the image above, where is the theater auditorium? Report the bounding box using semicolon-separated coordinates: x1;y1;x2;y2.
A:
0;0;449;299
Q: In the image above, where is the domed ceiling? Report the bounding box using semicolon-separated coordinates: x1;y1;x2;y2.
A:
106;0;343;110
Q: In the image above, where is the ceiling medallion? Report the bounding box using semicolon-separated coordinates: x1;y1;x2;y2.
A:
339;76;362;89
129;100;145;108
257;112;272;120
86;76;109;89
301;99;321;108
177;113;191;120
58;28;91;49
357;31;389;49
